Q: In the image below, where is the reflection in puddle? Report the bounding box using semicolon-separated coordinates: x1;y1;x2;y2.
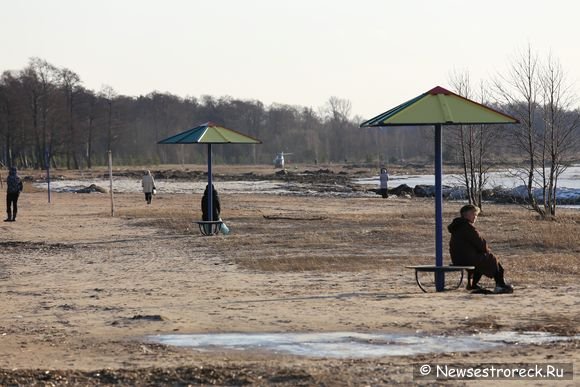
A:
148;331;577;358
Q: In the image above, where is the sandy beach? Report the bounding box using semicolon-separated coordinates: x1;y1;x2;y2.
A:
0;167;578;386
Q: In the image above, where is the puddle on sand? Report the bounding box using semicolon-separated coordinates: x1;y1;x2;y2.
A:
148;331;577;358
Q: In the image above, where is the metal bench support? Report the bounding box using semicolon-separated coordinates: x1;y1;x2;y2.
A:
405;265;475;293
195;221;223;236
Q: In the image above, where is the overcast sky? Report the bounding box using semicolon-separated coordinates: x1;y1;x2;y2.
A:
1;0;579;118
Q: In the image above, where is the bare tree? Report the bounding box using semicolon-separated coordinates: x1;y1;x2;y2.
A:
60;68;82;169
323;97;352;161
538;55;580;216
17;58;61;168
495;46;580;218
448;70;497;209
81;89;98;169
0;71;22;167
493;45;544;215
325;96;351;122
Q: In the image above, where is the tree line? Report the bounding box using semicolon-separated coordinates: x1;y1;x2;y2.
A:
0;58;434;170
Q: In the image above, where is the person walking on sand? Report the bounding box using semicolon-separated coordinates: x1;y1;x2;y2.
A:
5;167;23;222
141;170;156;205
379;168;389;198
448;204;513;294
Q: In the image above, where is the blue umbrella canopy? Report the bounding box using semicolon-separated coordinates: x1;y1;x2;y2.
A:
361;86;518;291
158;122;261;228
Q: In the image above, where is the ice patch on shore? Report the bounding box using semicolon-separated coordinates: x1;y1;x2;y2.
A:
356;165;580;204
148;331;577;358
34;179;290;195
356;165;580;190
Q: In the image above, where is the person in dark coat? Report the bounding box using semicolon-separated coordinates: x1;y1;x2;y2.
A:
448;204;513;294
5;167;23;222
379;168;389;198
201;184;221;221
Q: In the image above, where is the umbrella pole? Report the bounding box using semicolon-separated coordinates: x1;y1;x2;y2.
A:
207;143;213;222
45;148;51;204
435;123;444;291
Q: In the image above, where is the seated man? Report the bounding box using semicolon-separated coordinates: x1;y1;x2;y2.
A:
448;204;513;294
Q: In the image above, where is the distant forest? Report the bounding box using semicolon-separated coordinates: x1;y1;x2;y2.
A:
1;57;579;169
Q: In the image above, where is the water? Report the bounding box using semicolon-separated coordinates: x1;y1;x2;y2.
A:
148;331;577;359
355;165;580;205
355;165;580;190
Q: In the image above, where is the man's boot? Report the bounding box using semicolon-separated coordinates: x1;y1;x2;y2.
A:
4;209;12;222
493;264;513;293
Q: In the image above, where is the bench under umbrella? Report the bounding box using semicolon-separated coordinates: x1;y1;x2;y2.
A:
158;122;261;229
360;86;518;291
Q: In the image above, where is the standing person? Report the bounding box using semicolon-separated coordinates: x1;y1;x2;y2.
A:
448;204;513;294
201;184;221;221
379;168;389;198
141;170;156;205
5;167;23;222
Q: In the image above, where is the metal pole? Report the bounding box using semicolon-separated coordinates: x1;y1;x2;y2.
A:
46;148;51;204
435;124;444;291
108;150;115;217
207;144;213;222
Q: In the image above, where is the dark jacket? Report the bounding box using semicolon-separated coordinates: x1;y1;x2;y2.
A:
201;185;221;221
7;168;23;194
448;217;498;277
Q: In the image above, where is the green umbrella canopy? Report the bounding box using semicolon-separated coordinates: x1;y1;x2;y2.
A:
360;86;518;127
157;122;262;144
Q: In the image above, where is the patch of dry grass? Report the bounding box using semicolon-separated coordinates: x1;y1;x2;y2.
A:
513;313;579;336
118;207;198;235
486;208;580;252
117;195;580;284
459;310;577;336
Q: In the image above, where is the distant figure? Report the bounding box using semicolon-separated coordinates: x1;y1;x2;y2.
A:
141;170;156;205
201;184;221;221
379;168;389;198
5;167;23;222
448;204;513;294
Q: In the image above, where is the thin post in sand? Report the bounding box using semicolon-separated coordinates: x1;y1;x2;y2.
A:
108;150;115;217
46;148;51;203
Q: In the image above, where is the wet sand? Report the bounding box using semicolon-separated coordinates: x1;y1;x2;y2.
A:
0;169;579;386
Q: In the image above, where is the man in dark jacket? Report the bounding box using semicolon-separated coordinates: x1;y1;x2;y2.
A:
5;167;23;222
448;204;513;294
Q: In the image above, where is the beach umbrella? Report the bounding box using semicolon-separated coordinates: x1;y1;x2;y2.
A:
360;86;518;291
158;122;261;223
